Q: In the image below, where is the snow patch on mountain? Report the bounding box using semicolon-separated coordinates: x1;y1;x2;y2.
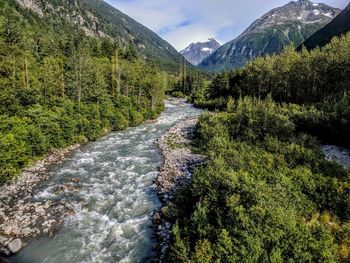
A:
180;38;220;65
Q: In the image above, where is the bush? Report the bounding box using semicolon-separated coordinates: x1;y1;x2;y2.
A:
112;111;129;130
129;109;144;126
170;91;186;98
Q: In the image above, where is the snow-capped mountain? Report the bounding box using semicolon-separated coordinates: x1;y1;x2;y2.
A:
298;2;350;51
180;38;221;65
199;0;341;72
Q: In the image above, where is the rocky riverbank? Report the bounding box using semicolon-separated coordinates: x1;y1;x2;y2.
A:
153;117;204;262
0;145;80;258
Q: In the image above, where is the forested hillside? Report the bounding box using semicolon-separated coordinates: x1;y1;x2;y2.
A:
165;32;350;262
199;0;339;72
0;0;175;184
14;0;186;73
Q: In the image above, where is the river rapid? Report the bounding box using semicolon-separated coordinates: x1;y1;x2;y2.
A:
9;99;201;263
8;99;350;263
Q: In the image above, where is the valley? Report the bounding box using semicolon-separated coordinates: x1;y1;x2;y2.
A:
1;0;350;262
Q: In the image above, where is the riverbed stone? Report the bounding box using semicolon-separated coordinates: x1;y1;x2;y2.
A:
7;239;22;254
0;235;8;246
0;144;80;255
154;116;204;261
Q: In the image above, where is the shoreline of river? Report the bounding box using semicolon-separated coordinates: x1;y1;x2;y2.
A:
153;117;204;262
0;98;198;261
0;110;166;259
0;144;81;257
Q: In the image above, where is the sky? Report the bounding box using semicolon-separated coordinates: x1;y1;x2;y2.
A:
105;0;349;51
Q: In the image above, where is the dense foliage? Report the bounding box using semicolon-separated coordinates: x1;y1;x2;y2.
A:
166;97;350;262
191;33;350;147
194;33;350;104
17;0;187;73
0;0;171;184
165;29;350;262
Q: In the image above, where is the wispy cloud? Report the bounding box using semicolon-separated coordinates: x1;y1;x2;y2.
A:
106;0;349;51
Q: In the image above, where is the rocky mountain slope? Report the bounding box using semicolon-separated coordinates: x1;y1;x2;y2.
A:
14;0;184;72
297;2;350;51
199;0;340;72
180;38;221;65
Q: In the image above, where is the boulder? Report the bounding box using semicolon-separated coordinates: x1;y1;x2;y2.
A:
0;235;8;246
7;239;22;254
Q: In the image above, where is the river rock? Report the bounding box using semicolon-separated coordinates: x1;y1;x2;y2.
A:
153;212;161;224
154;116;204;261
68;178;80;183
0;235;8;246
0;144;80;255
7;239;22;254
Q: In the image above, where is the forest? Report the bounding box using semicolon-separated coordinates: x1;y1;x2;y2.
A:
164;33;350;262
190;32;350;147
193;32;350;105
0;0;177;184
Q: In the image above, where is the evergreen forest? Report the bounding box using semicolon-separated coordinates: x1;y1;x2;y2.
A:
165;32;350;262
0;0;175;184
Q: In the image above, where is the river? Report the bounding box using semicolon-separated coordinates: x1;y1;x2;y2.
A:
321;145;350;168
9;99;201;263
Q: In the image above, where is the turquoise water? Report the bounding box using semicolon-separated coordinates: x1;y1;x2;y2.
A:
10;99;201;263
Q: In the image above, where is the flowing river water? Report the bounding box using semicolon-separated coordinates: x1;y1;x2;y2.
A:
8;99;350;263
9;99;201;263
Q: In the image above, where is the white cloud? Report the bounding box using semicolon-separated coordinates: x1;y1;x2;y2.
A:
112;0;185;32
106;0;349;51
164;23;220;51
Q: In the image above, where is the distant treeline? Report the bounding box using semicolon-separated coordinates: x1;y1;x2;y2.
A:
0;0;176;184
189;33;350;147
194;32;350;104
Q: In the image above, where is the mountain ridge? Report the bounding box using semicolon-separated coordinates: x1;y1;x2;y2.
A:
199;0;340;72
14;0;185;72
180;38;221;65
297;2;350;51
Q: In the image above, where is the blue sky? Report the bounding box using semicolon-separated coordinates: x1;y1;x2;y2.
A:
105;0;349;51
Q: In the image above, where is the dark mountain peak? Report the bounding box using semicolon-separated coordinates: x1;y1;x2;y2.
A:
199;1;340;72
208;37;219;43
297;1;350;51
242;0;340;36
180;38;221;65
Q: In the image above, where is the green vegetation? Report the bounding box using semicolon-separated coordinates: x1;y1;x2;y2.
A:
194;33;350;105
166;134;182;150
166;97;350;262
20;0;185;73
191;32;350;147
0;0;172;184
166;33;350;262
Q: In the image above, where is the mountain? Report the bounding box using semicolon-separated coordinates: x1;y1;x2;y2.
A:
199;0;340;72
180;38;221;65
14;0;184;72
297;3;350;51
